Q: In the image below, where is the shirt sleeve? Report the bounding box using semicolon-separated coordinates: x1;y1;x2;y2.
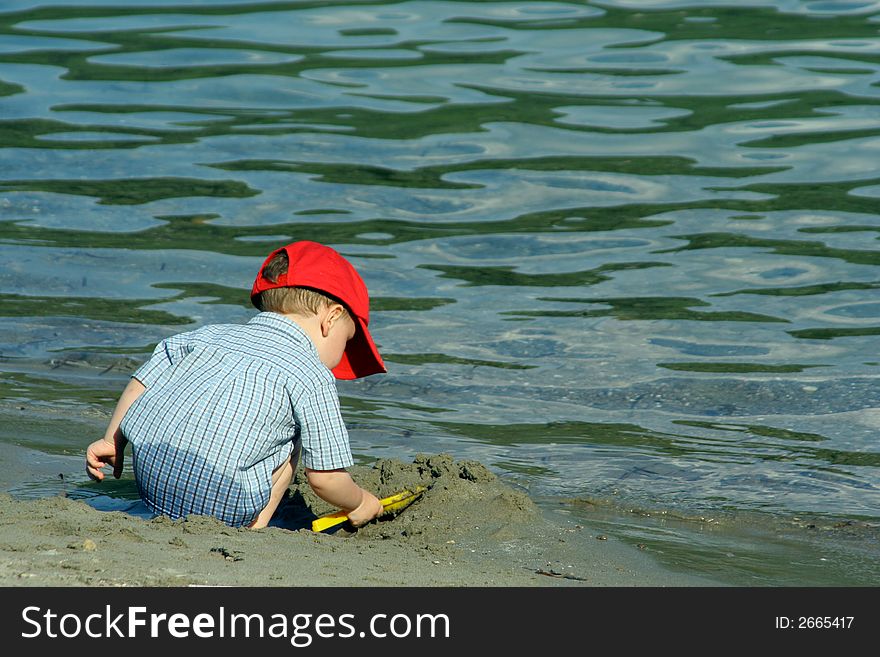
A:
294;381;354;471
131;330;199;388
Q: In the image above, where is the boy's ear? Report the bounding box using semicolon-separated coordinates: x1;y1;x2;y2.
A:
320;303;346;337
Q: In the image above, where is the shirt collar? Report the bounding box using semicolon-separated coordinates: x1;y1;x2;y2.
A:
248;312;320;358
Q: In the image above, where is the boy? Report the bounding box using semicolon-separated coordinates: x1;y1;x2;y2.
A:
85;241;385;529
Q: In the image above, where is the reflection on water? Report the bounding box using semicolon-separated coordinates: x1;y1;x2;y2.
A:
1;0;879;584
555;499;880;587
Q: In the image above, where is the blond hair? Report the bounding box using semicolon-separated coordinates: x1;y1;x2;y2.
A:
254;250;349;317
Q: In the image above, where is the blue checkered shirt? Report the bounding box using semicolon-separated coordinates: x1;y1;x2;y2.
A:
120;312;354;527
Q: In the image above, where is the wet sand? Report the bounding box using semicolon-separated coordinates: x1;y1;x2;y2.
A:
0;453;722;587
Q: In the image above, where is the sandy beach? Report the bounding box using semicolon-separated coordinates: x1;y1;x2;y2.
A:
0;453;721;587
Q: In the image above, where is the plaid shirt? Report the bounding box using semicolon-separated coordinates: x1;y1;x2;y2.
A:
120;312;353;527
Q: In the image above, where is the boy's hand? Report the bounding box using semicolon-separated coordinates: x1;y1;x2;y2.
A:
304;470;382;527
86;434;126;481
347;490;383;527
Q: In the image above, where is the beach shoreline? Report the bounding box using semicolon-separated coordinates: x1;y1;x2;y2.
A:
0;453;723;587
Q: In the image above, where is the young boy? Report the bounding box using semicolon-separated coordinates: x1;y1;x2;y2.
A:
85;241;385;529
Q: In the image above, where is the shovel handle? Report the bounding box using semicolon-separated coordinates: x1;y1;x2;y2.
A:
311;486;426;533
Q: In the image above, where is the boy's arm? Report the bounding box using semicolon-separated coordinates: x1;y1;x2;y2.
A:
305;468;383;527
85;377;146;481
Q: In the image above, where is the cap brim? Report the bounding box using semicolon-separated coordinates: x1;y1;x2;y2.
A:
332;315;386;380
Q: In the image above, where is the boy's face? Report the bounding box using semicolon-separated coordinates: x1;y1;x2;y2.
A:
318;307;357;371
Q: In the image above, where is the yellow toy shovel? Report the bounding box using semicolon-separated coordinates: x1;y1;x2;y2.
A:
311;485;427;533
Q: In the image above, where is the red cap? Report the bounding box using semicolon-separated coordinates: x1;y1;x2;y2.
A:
250;241;386;380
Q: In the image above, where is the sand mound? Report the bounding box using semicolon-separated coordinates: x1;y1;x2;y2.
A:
283;453;540;542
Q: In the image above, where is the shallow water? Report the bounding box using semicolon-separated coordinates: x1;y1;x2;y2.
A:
1;0;879;585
